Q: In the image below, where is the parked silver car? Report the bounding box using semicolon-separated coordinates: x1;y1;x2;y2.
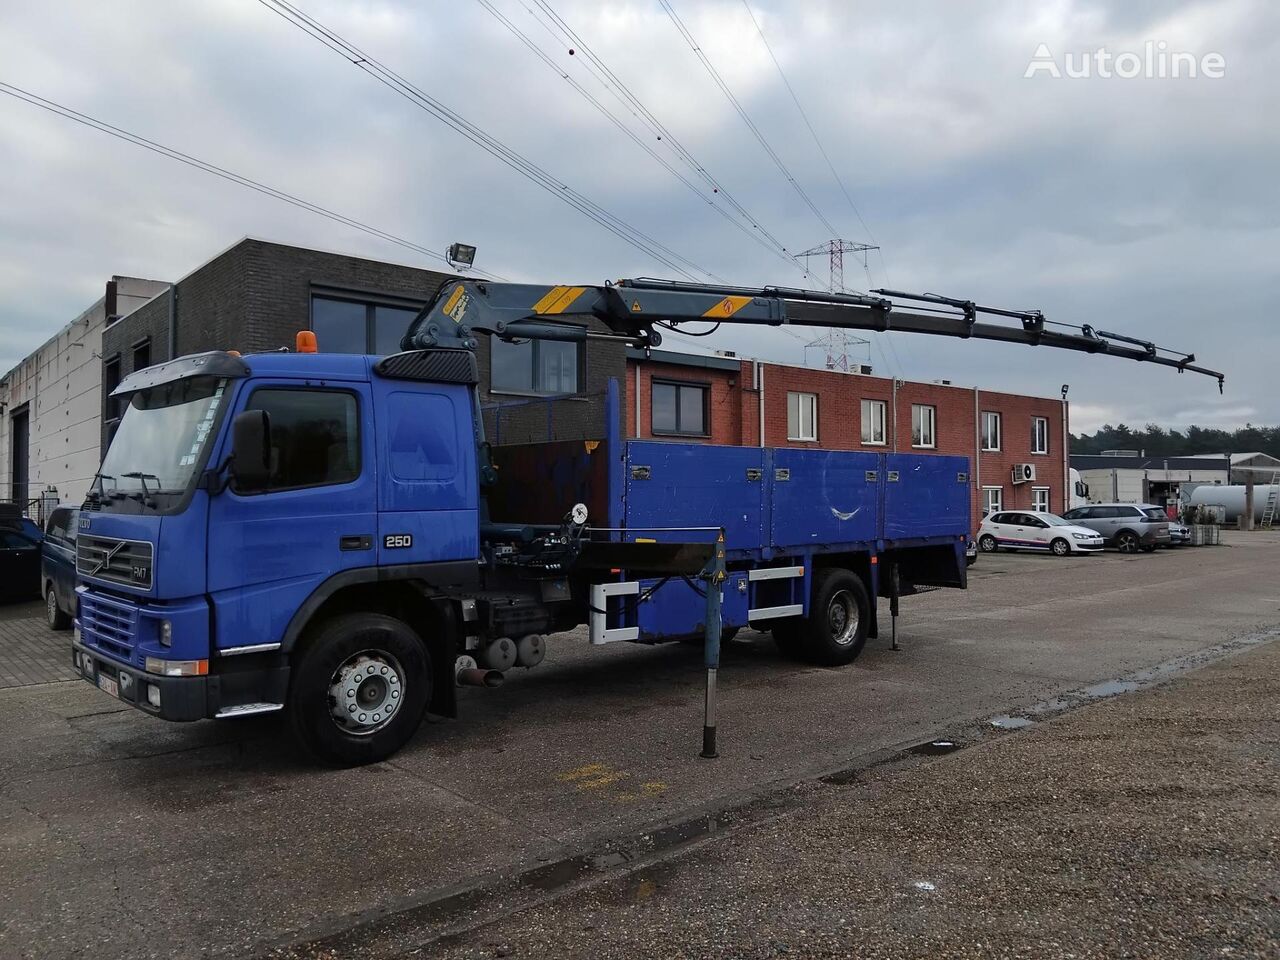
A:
1060;502;1172;553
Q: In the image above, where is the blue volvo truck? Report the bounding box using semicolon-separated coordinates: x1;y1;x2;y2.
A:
70;277;1223;764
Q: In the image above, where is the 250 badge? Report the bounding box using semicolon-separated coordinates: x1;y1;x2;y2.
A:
384;534;413;549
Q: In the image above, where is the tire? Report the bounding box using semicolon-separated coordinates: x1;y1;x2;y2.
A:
1116;530;1140;554
287;613;431;766
797;569;871;666
1050;538;1070;557
46;585;70;631
978;534;998;553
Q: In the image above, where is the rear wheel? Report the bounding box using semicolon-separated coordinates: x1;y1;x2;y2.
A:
1050;538;1070;557
45;585;70;630
979;534;998;553
797;569;870;666
1116;530;1140;553
287;613;431;766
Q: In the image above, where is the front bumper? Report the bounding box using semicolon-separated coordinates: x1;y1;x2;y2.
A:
72;640;289;722
1072;539;1105;552
72;640;207;721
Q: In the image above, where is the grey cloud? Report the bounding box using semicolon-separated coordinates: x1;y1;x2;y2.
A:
0;0;1273;431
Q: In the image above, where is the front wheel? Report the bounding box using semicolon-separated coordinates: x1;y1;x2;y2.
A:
797;569;870;666
287;613;431;766
979;534;998;553
1050;538;1071;557
46;586;70;630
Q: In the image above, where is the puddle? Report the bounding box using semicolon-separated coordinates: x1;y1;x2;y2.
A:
988;715;1035;730
1078;679;1140;699
908;739;961;756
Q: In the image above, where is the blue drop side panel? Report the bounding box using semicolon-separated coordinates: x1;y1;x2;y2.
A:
770;448;882;549
622;441;764;548
883;453;971;540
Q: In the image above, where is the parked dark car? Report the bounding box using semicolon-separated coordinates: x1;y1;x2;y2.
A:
41;506;79;629
0;506;42;603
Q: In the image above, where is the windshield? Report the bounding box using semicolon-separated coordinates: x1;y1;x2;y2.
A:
1043;514;1073;526
98;377;227;500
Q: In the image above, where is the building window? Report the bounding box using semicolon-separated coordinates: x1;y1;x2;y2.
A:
1032;486;1051;512
787;392;818;442
860;399;886;445
982;486;1003;516
103;356;122;425
652;380;708;436
1032;416;1049;455
491;336;580;395
981;411;1002;451
911;404;936;448
310;293;423;356
242;388;360;492
132;338;151;374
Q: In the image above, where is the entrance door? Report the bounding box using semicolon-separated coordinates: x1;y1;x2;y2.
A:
10;406;29;508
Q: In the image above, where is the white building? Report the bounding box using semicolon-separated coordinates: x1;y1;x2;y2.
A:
1;276;168;516
1070;453;1230;509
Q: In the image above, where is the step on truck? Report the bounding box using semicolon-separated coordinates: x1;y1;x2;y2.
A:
69;277;1223;764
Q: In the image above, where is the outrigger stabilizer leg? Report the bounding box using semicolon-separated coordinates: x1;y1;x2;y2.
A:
700;530;727;759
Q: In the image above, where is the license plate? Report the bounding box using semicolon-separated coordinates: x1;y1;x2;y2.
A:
97;674;119;699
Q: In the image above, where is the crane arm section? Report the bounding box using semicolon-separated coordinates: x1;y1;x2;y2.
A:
402;277;1224;389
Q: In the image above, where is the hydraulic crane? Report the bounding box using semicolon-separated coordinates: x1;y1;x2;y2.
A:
402;277;1226;390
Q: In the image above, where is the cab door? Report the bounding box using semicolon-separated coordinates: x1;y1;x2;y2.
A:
206;381;376;652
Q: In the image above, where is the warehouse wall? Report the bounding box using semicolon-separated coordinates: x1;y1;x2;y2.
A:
0;276;168;513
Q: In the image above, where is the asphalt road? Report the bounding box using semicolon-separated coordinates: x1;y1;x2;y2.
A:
2;533;1279;960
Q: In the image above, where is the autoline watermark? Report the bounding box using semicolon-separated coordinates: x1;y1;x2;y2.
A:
1025;41;1226;79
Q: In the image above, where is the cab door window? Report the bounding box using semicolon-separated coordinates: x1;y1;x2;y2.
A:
242;389;360;492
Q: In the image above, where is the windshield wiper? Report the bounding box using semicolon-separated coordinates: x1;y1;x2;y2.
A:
85;472;115;506
121;472;161;506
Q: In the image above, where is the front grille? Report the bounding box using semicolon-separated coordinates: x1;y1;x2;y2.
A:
80;591;140;661
77;535;154;590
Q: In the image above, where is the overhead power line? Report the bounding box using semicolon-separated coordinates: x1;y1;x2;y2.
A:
522;0;810;280
740;0;877;247
257;0;717;284
0;81;508;280
657;0;839;238
475;0;805;281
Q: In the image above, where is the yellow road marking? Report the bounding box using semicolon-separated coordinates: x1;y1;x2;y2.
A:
557;762;608;782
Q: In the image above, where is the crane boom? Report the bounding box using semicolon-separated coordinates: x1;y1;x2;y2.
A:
402;277;1225;390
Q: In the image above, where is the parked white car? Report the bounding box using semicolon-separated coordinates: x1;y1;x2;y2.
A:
977;510;1105;557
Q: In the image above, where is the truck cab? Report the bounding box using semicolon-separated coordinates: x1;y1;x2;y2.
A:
73;349;482;762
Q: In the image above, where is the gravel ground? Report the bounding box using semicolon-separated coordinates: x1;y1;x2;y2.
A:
425;640;1280;960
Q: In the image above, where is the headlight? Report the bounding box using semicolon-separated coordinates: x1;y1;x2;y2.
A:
144;657;208;677
1072;533;1093;540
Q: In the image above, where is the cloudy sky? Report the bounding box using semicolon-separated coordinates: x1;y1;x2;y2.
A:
1;0;1275;432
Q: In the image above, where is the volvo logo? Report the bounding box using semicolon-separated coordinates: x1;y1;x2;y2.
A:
90;540;126;576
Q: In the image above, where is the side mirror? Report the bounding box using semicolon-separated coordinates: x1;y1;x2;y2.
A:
230;410;271;490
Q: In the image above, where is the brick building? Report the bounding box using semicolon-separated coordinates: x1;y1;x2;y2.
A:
626;348;1069;530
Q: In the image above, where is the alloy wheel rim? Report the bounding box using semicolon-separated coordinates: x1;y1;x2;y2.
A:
328;650;405;736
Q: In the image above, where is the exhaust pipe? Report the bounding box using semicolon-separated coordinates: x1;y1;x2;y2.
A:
456;667;504;688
